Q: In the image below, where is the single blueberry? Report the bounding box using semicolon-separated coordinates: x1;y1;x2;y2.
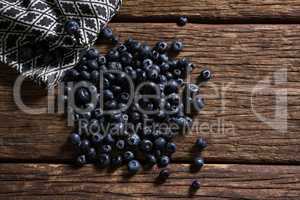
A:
128;160;141;174
195;138;207;151
98;153;110;168
76;155;86;166
178;16;188;26
166;142;177;154
158;169;170;182
70;133;81;146
140;139;153;152
111;155;123;167
194;157;204;170
199;69;212;82
158;155;170;168
171;40;184;53
191;180;201;191
65;20;79;35
123;151;135;162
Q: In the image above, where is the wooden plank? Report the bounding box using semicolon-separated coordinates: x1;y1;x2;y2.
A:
119;0;300;21
0;164;299;199
0;24;299;163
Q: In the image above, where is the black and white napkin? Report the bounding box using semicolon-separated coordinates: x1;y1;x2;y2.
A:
0;0;122;87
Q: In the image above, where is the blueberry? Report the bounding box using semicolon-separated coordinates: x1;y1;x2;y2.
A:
118;44;127;53
164;80;179;94
86;48;99;59
92;133;103;144
199;69;212;82
80;71;91;80
139;44;151;58
87;59;98;70
191;180;201;191
195;138;207;151
111;155;123;167
104;134;115;145
128;160;141;174
87;147;97;160
70;133;81;146
193;96;205;112
145;154;157;167
158;169;170;182
131;41;142;52
184;84;199;97
158;54;169;63
194;157;204;170
76;155;86;166
130;112;141;123
155;41;168;53
91;70;99;83
123;151;135;162
158;155;170;167
159;75;168;84
68;69;80;80
97;55;106;65
166;142;177;154
173;69;182;78
140;139;153;152
100;144;112;154
124;67;137;80
107;49;120;61
120;52;133;65
80;139;90;151
101;27;113;39
154;137;166;150
116;139;126;150
160;62;170;72
143;59;153;69
112;85;122;93
103;90;114;101
75;87;91;105
111;35;119;45
127;134;141;147
98;153;110;168
178;16;188;26
147;69;159;81
151;50;160;61
65;20;79;35
171;40;183;53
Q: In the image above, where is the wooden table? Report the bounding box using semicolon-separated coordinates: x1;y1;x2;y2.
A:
0;1;300;199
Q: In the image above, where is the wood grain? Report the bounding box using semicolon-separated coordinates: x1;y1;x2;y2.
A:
0;163;299;199
0;24;299;163
119;0;300;21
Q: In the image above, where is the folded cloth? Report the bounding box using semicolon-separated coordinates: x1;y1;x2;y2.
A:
0;0;122;87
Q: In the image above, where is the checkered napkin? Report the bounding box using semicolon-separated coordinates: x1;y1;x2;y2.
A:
0;0;122;87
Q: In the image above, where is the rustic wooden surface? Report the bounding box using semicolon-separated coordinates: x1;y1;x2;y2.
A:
0;1;300;200
119;0;300;21
0;164;299;199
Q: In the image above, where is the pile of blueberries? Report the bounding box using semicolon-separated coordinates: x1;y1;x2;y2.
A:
63;24;211;191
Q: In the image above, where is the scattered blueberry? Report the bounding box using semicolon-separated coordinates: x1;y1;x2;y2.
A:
178;16;188;26
195;138;207;151
158;169;170;182
70;133;81;146
65;20;80;35
198;69;212;82
128;160;141;174
123;151;135;162
171;40;184;53
154;137;166;150
166;142;177;154
158;155;170;168
191;180;201;191
194;157;204;170
76;155;87;166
